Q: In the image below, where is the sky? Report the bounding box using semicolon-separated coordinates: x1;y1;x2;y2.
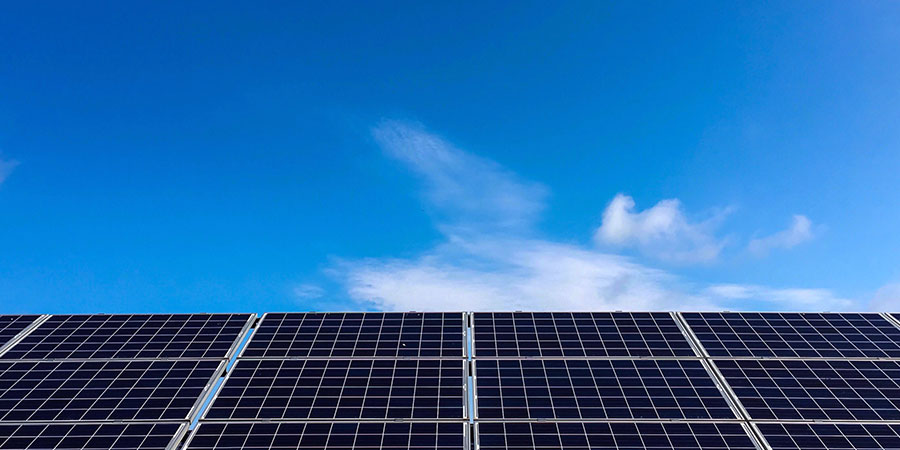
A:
1;1;899;314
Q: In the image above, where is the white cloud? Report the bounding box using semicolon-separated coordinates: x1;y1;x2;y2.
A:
292;283;325;299
0;156;18;185
704;283;854;311
748;215;817;256
327;120;859;312
373;120;546;232
340;237;719;311
870;283;900;312
594;194;730;263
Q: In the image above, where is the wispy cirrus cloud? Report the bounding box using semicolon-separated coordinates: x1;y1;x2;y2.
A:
292;283;325;300
327;120;858;312
748;214;818;256
870;282;900;312
372;120;546;232
703;283;853;311
0;155;19;185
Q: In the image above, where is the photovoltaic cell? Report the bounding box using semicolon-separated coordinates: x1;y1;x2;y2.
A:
715;359;900;421
477;422;757;450
186;422;465;450
1;314;253;360
0;315;41;348
475;359;734;420
757;423;900;450
0;359;222;422
242;313;465;359
205;359;465;420
683;312;900;358
0;422;184;450
473;312;696;358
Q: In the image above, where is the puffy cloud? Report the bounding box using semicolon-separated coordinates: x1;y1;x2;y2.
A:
594;194;730;263
326;120;859;312
748;215;817;256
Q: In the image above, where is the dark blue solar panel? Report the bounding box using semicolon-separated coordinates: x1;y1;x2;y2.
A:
475;359;735;420
758;423;900;450
243;312;465;358
2;314;253;360
186;422;465;450
684;312;900;358
473;312;696;358
0;422;184;449
204;359;465;420
0;316;41;349
477;422;757;450
0;359;222;422
716;359;900;421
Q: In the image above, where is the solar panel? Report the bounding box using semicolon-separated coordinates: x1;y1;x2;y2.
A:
0;315;41;349
203;359;465;420
473;312;696;358
1;314;254;361
476;422;757;450
474;359;735;420
715;358;900;421
0;359;223;422
757;423;900;450
0;422;185;450
683;312;900;358
185;422;466;450
242;312;465;359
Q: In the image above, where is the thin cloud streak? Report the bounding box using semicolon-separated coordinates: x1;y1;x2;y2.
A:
0;156;19;185
292;283;325;300
748;215;817;256
373;120;547;232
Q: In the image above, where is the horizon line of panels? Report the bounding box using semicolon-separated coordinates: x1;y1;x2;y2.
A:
1;314;255;361
0;313;256;450
682;312;900;359
242;312;466;359
472;312;699;358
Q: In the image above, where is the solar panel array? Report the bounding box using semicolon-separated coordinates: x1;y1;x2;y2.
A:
476;422;758;450
470;312;759;450
244;312;465;358
473;312;694;358
683;312;900;358
185;312;469;450
0;315;42;352
686;312;900;450
0;313;253;450
475;359;734;420
3;314;253;360
1;310;899;449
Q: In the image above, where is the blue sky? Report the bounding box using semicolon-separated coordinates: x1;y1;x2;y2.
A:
1;2;899;313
